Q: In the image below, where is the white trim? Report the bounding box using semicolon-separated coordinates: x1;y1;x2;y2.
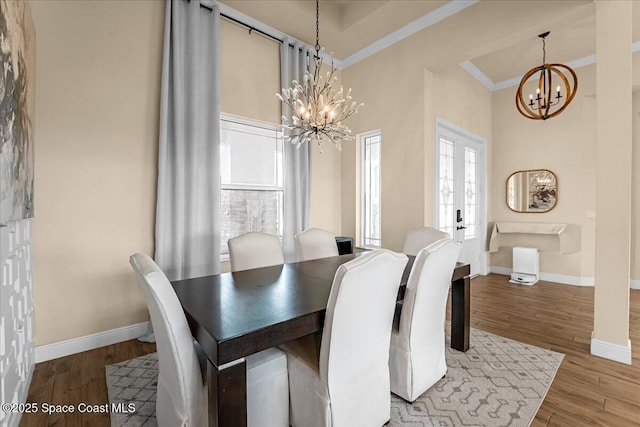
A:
590;333;632;365
492;267;640;288
493;75;525;92
489;266;595;286
341;0;479;68
467;40;640;91
221;112;280;131
34;321;150;363
214;0;477;71
459;61;496;91
434;118;488;278
359;130;383;248
541;272;594;287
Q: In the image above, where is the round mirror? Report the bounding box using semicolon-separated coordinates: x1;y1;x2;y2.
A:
506;169;557;213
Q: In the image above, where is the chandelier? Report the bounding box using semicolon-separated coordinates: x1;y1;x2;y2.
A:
529;170;554;189
515;31;578;120
276;0;363;149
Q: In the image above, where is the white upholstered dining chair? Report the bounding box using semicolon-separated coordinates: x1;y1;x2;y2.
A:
130;253;289;427
389;239;461;402
228;232;285;272
402;227;450;256
280;249;408;427
295;228;339;261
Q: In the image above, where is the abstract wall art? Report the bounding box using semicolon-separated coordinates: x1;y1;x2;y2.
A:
0;0;35;224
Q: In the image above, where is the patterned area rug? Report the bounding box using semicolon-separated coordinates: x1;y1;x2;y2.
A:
106;327;563;427
106;354;158;427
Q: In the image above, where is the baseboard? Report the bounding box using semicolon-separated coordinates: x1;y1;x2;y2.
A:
590;333;632;365
34;321;150;363
540;272;594;287
489;266;594;286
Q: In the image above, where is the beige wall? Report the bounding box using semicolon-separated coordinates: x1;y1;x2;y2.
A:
490;65;597;278
341;44;492;252
593;0;633;349
220;19;280;124
30;0;164;345
31;2;342;345
491;55;640;281
633;91;640;282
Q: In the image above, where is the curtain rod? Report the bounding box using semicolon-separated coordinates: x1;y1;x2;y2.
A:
197;2;283;44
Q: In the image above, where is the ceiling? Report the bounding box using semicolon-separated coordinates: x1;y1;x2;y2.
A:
219;0;640;87
220;0;448;58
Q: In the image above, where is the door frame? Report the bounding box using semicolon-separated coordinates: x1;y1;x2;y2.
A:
433;117;488;276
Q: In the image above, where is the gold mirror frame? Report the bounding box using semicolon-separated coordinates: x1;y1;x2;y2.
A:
506;169;558;213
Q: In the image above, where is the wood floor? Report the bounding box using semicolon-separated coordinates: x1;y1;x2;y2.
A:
20;274;640;426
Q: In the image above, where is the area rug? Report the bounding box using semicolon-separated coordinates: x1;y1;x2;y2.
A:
106;327;563;427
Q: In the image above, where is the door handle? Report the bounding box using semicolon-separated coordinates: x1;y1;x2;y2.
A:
456;225;467;230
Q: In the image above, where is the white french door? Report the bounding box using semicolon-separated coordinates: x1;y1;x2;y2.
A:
435;119;487;277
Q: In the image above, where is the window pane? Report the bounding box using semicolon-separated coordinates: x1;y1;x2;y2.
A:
221;121;282;187
464;147;477;239
362;133;381;247
220;189;283;254
438;138;455;236
219;117;285;256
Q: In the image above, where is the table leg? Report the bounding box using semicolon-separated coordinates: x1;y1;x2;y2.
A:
208;358;247;427
451;275;470;352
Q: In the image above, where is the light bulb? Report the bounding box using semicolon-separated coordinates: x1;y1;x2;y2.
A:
556;85;561;93
536;88;540;94
323;105;330;112
529;94;533;100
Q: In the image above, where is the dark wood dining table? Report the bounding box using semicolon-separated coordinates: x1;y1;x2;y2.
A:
172;252;471;427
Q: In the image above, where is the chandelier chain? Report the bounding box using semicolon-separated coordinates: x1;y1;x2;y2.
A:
542;36;546;64
275;0;363;148
315;0;320;55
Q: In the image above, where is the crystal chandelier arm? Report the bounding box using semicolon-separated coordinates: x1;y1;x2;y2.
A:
275;1;363;148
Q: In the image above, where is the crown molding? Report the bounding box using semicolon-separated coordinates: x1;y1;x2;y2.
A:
341;0;479;69
215;0;477;71
459;61;496;91
468;40;640;92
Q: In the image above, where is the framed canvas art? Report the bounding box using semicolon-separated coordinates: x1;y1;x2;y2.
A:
1;0;35;223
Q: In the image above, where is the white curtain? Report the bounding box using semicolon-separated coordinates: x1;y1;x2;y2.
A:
281;40;313;262
155;0;221;281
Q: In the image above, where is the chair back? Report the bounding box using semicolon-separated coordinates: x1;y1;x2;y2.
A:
228;232;285;272
130;253;204;427
402;227;450;256
398;240;461;349
295;228;339;261
319;249;407;423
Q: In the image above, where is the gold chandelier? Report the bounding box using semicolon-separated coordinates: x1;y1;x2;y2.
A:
516;31;578;120
276;0;363;149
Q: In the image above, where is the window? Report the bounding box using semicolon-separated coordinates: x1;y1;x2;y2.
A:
438;137;455;237
361;131;381;248
220;117;284;255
